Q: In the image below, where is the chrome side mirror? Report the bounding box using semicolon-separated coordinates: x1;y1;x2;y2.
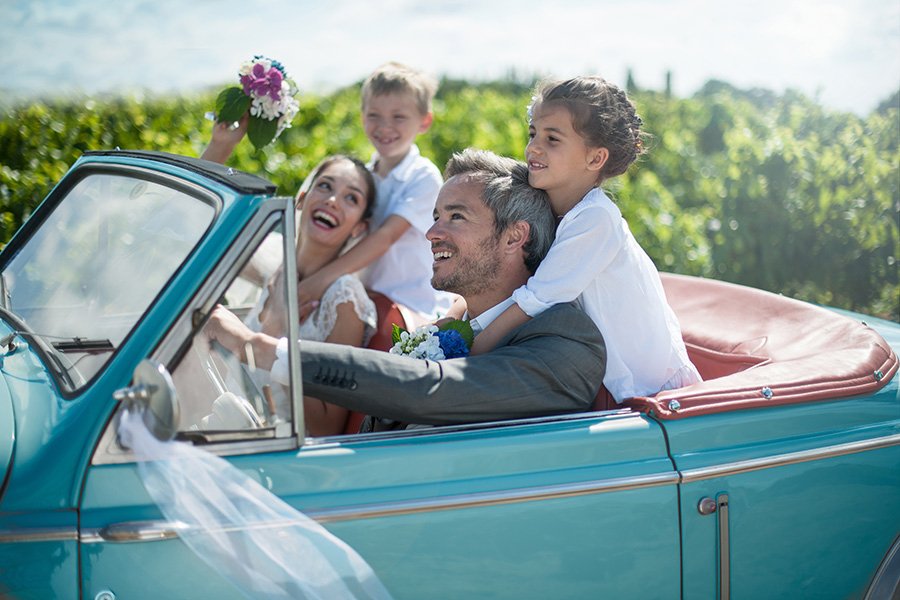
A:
113;360;180;441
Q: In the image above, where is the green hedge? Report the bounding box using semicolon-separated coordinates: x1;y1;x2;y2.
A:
1;79;897;320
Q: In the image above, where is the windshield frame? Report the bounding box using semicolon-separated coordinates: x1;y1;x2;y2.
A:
0;162;222;397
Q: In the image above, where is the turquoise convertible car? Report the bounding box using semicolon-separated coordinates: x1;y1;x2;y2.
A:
0;150;897;599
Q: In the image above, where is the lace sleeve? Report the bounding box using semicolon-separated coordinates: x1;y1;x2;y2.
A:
301;274;377;345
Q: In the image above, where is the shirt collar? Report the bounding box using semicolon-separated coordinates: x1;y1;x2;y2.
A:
467;297;516;336
367;144;421;183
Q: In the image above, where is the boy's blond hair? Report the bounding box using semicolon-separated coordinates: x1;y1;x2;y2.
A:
361;62;438;115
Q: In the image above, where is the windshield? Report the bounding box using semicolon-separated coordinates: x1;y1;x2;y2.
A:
0;170;216;391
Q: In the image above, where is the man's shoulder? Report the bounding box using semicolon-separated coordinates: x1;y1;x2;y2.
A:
517;302;601;340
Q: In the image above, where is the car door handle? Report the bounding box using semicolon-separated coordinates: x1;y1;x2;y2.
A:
698;494;730;600
97;520;188;543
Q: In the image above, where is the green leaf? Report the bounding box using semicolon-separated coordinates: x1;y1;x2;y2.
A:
438;319;474;348
391;323;405;345
215;87;251;124
247;116;279;150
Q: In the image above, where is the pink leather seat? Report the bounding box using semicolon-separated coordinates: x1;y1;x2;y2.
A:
341;291;414;434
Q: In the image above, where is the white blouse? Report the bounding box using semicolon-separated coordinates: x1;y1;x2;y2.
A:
511;188;700;401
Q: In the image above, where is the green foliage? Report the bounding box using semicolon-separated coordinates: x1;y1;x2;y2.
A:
1;81;897;320
215;87;250;123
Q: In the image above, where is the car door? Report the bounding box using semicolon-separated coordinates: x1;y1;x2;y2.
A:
670;390;900;599
82;204;683;599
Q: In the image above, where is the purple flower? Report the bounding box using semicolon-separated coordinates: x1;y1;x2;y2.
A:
436;329;470;359
240;65;283;102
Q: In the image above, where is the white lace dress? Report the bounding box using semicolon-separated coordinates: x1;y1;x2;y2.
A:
244;274;377;419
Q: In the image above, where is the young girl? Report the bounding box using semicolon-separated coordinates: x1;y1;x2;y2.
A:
471;76;701;401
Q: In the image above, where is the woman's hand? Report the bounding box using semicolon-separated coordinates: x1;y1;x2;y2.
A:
200;113;249;164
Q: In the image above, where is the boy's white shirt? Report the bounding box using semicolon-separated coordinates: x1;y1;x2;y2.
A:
363;144;455;318
511;187;701;401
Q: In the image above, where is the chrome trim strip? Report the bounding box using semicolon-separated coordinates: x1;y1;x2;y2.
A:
680;433;900;483
310;471;679;523
81;470;679;543
0;527;78;543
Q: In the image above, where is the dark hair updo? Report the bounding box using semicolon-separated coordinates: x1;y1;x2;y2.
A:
530;76;647;181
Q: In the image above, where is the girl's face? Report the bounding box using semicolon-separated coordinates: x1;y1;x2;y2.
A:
526;103;607;212
297;159;370;249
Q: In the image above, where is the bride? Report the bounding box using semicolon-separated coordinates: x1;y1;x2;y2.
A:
202;119;378;435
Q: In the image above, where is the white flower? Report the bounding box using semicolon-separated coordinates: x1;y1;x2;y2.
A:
389;325;445;360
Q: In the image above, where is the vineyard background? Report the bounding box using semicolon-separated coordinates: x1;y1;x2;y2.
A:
1;77;898;320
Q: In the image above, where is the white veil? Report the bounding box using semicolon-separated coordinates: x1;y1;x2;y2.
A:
118;407;392;600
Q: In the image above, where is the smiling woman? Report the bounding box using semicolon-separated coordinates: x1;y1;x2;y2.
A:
242;155;380;435
201;119;380;435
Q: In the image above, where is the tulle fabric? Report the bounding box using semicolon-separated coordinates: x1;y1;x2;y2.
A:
118;407;392;600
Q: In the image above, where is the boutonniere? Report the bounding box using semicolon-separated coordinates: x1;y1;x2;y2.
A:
212;55;300;150
389;320;474;360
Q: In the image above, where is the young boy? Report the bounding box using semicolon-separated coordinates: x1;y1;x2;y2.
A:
297;62;455;321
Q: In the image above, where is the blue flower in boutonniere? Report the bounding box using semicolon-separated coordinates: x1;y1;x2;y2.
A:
389;319;474;360
212;55;300;150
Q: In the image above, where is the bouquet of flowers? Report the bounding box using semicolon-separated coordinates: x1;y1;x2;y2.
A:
389;320;474;360
213;55;300;150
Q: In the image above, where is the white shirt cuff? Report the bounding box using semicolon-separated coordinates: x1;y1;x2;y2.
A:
511;286;552;318
270;337;290;386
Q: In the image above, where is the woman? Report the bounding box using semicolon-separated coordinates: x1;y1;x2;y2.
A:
203;122;378;435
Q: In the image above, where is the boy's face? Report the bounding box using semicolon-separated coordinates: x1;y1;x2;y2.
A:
362;92;432;163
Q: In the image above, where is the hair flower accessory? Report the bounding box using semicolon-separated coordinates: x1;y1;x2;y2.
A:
389;320;474;360
213;55;300;150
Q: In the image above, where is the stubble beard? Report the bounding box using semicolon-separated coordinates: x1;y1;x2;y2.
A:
431;235;501;298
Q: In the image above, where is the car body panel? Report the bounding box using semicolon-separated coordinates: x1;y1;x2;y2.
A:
80;411;682;598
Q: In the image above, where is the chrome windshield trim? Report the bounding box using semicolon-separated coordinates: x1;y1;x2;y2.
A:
81;470;679;543
0;527;78;543
680;433;900;483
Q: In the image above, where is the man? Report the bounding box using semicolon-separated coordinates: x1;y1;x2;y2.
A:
207;149;606;428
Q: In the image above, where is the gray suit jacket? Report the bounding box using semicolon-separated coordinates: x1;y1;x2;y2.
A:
298;302;606;427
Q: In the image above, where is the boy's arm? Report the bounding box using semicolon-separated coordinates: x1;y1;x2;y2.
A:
297;214;411;304
470;303;530;354
437;296;468;323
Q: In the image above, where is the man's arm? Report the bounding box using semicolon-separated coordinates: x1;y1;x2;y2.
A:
298;303;606;425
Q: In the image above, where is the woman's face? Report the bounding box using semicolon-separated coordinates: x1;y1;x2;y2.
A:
298;159;370;249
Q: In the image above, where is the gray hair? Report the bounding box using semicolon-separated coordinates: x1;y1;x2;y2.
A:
444;148;555;274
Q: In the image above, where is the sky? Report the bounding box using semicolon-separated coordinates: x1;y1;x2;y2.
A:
1;0;899;116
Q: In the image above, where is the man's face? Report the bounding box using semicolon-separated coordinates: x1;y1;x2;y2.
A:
426;176;501;297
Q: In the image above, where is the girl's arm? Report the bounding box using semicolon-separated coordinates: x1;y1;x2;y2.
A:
474;203;621;354
469;303;529;354
302;300;367;436
297;214;410;304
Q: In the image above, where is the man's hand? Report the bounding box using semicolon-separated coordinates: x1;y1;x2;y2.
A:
205;305;255;359
205;305;280;371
